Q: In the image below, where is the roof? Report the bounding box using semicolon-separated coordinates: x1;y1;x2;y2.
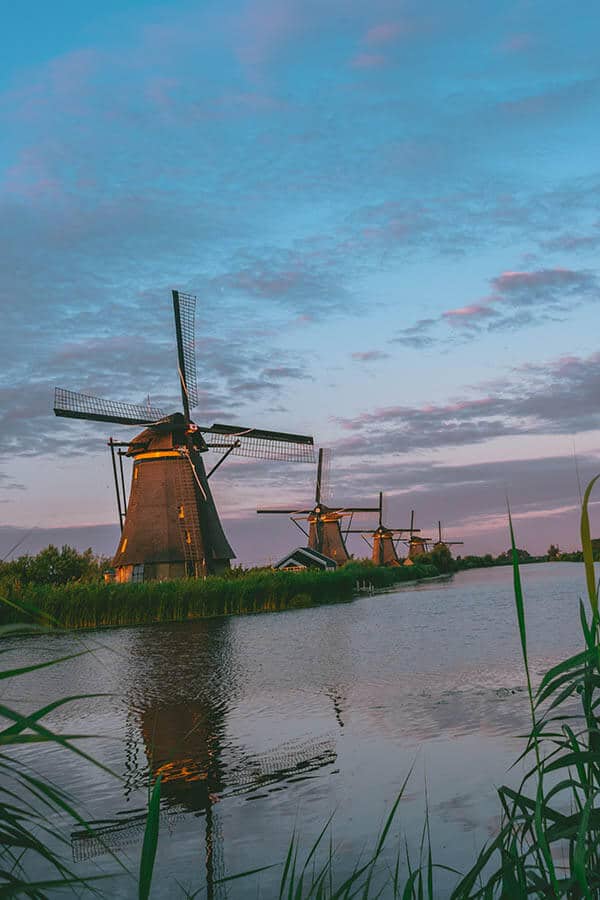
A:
274;546;337;570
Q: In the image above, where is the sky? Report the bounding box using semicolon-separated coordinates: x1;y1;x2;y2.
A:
1;0;600;565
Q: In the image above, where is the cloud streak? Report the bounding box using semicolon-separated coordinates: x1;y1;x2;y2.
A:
393;267;598;347
335;350;600;454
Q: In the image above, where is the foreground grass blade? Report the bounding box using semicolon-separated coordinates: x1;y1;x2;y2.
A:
580;474;600;618
138;775;162;900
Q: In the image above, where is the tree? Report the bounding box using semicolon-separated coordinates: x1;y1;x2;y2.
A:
0;545;107;586
428;543;456;574
547;544;560;561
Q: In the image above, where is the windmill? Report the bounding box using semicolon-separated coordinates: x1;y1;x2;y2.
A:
402;510;433;564
257;448;378;565
347;492;418;566
433;520;464;553
54;290;315;582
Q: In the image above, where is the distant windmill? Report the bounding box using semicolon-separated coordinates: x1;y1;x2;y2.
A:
257;448;378;565
433;520;464;552
402;510;433;563
347;492;418;566
54;291;314;582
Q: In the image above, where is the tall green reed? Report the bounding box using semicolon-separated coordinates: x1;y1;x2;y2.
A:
451;475;600;897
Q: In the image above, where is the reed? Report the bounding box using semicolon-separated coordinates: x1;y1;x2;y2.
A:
448;475;600;898
0;561;439;631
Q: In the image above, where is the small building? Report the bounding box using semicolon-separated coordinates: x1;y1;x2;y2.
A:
274;547;337;572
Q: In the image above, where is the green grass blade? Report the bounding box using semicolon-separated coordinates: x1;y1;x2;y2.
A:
0;652;88;681
580;475;600;617
573;796;592;898
138;776;161;900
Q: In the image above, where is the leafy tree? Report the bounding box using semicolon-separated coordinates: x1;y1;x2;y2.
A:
428;543;456;574
547;543;560;561
0;545;108;586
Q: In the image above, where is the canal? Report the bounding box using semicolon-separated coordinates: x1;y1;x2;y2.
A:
6;562;596;896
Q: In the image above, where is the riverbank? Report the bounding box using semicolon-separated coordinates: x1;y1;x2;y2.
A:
0;561;439;630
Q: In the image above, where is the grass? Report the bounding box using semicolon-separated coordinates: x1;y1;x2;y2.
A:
0;615;163;897
0;561;439;631
0;621;157;896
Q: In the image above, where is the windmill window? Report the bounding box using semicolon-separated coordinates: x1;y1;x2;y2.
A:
178;504;185;519
132;564;144;583
185;529;192;545
120;538;128;554
134;468;139;480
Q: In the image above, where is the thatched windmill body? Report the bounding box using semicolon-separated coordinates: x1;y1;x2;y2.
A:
347;493;418;566
257;449;378;565
54;291;314;582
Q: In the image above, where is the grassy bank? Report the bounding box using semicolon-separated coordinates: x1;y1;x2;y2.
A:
0;561;439;630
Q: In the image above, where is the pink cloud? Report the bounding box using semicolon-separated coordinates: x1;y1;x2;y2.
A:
442;303;495;324
499;33;534;54
437;267;597;334
491;268;573;292
5;47;100;123
352;53;387;69
365;21;408;46
351;350;390;362
233;0;304;67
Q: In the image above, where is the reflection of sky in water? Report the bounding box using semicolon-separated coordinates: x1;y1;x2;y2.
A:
4;562;596;897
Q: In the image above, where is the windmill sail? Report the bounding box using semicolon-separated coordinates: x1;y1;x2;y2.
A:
172;290;198;419
54;388;165;426
202;424;314;462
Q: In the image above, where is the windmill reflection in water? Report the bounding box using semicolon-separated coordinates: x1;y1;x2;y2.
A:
70;623;339;898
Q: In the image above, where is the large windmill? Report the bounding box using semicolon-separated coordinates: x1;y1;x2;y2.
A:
54;291;314;582
348;492;418;567
257;448;378;565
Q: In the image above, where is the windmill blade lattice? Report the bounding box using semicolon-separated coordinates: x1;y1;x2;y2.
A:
172;291;199;413
54;388;166;426
202;424;314;462
319;448;333;501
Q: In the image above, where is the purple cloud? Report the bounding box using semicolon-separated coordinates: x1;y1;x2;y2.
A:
395;266;599;345
442;303;497;328
365;22;408;45
351;53;387;69
498;33;534;54
334;350;600;455
351;350;390;362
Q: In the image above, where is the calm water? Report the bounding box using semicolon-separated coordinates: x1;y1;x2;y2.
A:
5;562;597;896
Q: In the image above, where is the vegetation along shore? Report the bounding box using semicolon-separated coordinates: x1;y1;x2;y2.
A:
0;547;438;630
1;536;597;632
